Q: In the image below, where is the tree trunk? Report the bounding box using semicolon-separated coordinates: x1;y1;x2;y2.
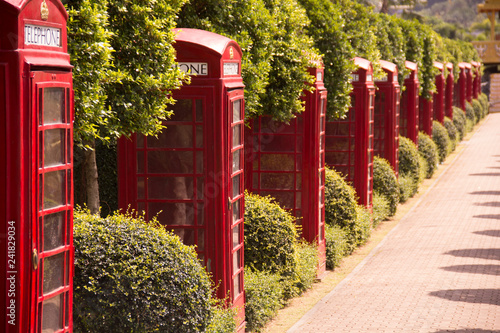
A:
83;140;100;215
380;0;389;13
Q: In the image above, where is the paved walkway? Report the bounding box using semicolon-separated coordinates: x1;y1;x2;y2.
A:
288;113;500;333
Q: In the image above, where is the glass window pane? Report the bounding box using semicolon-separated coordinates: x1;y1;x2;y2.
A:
137;152;144;174
147;177;193;199
44;212;64;251
197;202;204;225
44;170;65;209
195;99;203;122
42;294;63;332
233;273;241;297
196;125;203;148
198;229;205;251
147;151;193;174
260;154;294;171
172;228;195;246
232;124;241;148
147;125;193;148
169;99;192;121
232;175;240;198
44;129;65;167
232;200;240;224
261;135;295;152
232;224;240;249
233;249;241;273
260;173;294;190
233;100;241;122
149;202;194;226
232;150;241;173
43;88;64;124
196;151;204;174
43;252;64;294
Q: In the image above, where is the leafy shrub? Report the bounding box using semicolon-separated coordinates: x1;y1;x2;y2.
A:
244;270;284;332
479;93;489;117
372;192;390;226
352;205;372;248
73;209;214;333
418;132;439;178
207;301;237;333
443;117;458;152
398;174;415;203
373;156;399;216
452;106;466;140
472;99;483;123
324;167;358;229
465;101;476;125
432;121;451;163
294;242;319;293
398;136;421;196
244;192;298;275
325;225;349;270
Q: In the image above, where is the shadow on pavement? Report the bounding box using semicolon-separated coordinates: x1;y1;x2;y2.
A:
474;230;500;237
469;191;500;195
473;201;500;207
469;173;500;176
441;264;500;276
429;289;500;306
433;328;500;333
444;249;500;261
473;214;500;220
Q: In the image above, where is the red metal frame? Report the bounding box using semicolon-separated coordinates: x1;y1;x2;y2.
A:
464;62;473;103
456;63;467;111
374;60;400;177
325;57;375;208
445;62;454;119
419;97;433;137
0;1;74;332
471;61;480;99
245;65;327;276
400;61;419;145
117;28;246;331
433;62;445;124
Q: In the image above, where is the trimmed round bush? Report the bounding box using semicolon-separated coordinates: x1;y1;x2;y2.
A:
472;99;483;123
465;101;476;125
443;117;458;151
398;136;421;194
73;209;214;333
244;192;298;275
479;93;489;117
398;174;415;203
324;167;358;229
432;120;451;163
294;242;319;293
373;156;399;216
372;192;390;226
325;224;349;270
244;270;284;333
452;106;466;140
418;131;439;178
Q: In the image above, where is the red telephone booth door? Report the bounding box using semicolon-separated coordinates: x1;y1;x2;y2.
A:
31;70;74;333
228;90;245;315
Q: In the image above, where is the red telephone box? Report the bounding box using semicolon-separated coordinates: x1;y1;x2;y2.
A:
464;62;473;103
456;62;467;110
433;62;445;124
0;1;74;332
374;60;400;177
471;61;480;99
325;57;375;208
400;61;419;145
117;28;246;330
445;62;454;119
245;65;327;276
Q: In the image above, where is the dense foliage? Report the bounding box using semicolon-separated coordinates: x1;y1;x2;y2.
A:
452;106;467;140
373;156;399;216
432;121;451;163
418;131;439;178
324;167;358;230
443;117;458;151
398;136;422;200
73;210;221;332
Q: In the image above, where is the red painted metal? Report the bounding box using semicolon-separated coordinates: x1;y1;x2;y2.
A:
445;62;454;119
400;61;419;145
117;28;246;331
464;62;473;103
433;62;445;124
245;65;327;276
325;57;375;209
374;60;400;177
0;1;74;332
456;63;467;111
471;61;480;99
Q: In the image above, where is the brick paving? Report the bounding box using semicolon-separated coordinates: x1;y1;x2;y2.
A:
288;113;500;333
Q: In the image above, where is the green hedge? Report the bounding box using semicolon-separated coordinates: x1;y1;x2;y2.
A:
472;99;483;123
325;225;349;270
465;101;476;125
373;156;399;216
452;106;466;140
73;209;224;333
324;167;358;229
398;136;421;198
432;121;451;163
443;117;458;152
244;192;298;275
479;93;489;117
418;132;439;178
372;192;391;226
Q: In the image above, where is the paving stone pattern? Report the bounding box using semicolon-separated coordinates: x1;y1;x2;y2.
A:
288;113;500;333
